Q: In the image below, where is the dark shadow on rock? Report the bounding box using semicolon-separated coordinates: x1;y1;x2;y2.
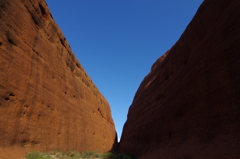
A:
111;131;119;152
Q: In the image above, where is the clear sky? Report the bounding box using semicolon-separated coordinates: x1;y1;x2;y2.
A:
45;0;203;141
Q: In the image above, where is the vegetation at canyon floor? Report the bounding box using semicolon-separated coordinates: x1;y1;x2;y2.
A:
25;150;137;159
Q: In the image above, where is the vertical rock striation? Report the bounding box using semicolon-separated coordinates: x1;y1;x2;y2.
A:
0;0;116;158
119;0;240;158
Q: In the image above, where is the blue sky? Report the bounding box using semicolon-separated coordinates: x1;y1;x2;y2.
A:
45;0;203;140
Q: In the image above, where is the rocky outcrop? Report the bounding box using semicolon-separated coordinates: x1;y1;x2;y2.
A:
119;0;240;158
0;0;116;158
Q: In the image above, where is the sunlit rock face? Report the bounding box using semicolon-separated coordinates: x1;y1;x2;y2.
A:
0;0;117;158
119;0;240;158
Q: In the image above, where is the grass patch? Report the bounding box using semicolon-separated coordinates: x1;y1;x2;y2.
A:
25;151;51;159
25;150;137;159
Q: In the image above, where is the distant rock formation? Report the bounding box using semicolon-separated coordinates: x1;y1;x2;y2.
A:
0;0;116;158
119;0;240;158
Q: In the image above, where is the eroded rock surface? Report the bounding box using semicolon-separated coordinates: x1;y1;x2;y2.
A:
0;0;116;158
119;0;240;158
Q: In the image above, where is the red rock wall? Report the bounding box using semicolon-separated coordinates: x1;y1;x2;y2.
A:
0;0;116;158
119;0;240;158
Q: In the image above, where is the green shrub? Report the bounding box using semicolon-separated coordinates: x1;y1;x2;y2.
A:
25;151;51;159
117;153;132;159
25;150;136;159
81;150;100;158
101;152;117;159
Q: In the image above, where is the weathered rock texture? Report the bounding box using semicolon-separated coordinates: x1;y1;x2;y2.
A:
119;0;240;158
0;0;116;158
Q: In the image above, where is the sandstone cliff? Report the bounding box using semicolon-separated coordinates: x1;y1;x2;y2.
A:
119;0;240;158
0;0;116;158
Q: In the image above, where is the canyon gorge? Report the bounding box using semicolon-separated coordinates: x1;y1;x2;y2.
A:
1;0;240;159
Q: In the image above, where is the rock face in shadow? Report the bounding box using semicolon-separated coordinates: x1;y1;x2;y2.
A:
0;0;116;158
119;0;240;158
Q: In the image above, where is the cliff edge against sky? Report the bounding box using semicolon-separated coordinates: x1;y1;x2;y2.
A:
0;0;116;158
119;0;240;158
